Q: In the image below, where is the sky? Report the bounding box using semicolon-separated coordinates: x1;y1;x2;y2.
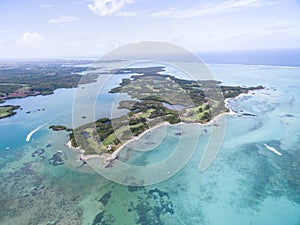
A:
0;0;300;58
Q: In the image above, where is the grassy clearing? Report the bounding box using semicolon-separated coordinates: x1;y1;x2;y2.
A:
0;105;20;119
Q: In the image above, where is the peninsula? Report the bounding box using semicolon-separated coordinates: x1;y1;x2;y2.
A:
68;67;263;157
0;105;20;119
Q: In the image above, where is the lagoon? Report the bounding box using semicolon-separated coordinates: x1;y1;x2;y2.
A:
0;63;300;225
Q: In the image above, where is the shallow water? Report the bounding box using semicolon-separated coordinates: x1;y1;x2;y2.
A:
0;63;300;224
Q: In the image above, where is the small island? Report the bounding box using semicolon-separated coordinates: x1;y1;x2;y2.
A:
68;67;264;158
0;105;20;119
49;125;73;132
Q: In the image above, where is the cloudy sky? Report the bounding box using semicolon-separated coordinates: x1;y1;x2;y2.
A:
0;0;299;58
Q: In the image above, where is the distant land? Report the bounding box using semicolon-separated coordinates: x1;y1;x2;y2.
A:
0;60;98;119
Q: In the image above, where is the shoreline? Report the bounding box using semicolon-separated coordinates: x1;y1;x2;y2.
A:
66;92;257;162
65;140;106;161
66;112;232;162
110;121;169;159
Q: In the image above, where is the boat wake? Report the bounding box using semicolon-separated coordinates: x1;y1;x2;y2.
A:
263;143;282;156
26;124;45;142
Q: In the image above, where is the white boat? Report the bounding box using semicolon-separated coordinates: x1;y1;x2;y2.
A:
263;144;282;156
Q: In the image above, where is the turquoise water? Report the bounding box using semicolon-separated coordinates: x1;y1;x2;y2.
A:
0;64;300;224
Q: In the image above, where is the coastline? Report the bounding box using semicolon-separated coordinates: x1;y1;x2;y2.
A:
66;91;259;162
66;121;171;162
110;121;170;159
0;105;21;119
65;140;106;161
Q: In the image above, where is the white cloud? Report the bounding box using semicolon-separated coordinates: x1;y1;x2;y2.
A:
268;21;292;32
18;32;43;47
49;16;79;25
88;0;134;16
40;4;54;8
117;11;137;17
152;0;276;18
72;1;85;6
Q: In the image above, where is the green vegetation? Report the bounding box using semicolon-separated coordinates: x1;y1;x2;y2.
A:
221;85;264;99
0;60;98;119
69;132;78;148
0;105;20;119
0;64;98;97
49;125;73;131
70;67;263;155
0;84;24;95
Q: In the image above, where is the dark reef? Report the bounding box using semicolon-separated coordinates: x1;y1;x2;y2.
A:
48;152;65;166
31;148;45;157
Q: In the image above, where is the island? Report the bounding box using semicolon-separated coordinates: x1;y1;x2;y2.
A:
49;125;73;132
0;105;21;119
68;67;264;158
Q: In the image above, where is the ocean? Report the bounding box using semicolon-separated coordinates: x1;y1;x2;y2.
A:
0;56;300;224
200;48;300;67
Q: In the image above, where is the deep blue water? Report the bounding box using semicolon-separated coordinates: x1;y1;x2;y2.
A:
200;48;300;67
